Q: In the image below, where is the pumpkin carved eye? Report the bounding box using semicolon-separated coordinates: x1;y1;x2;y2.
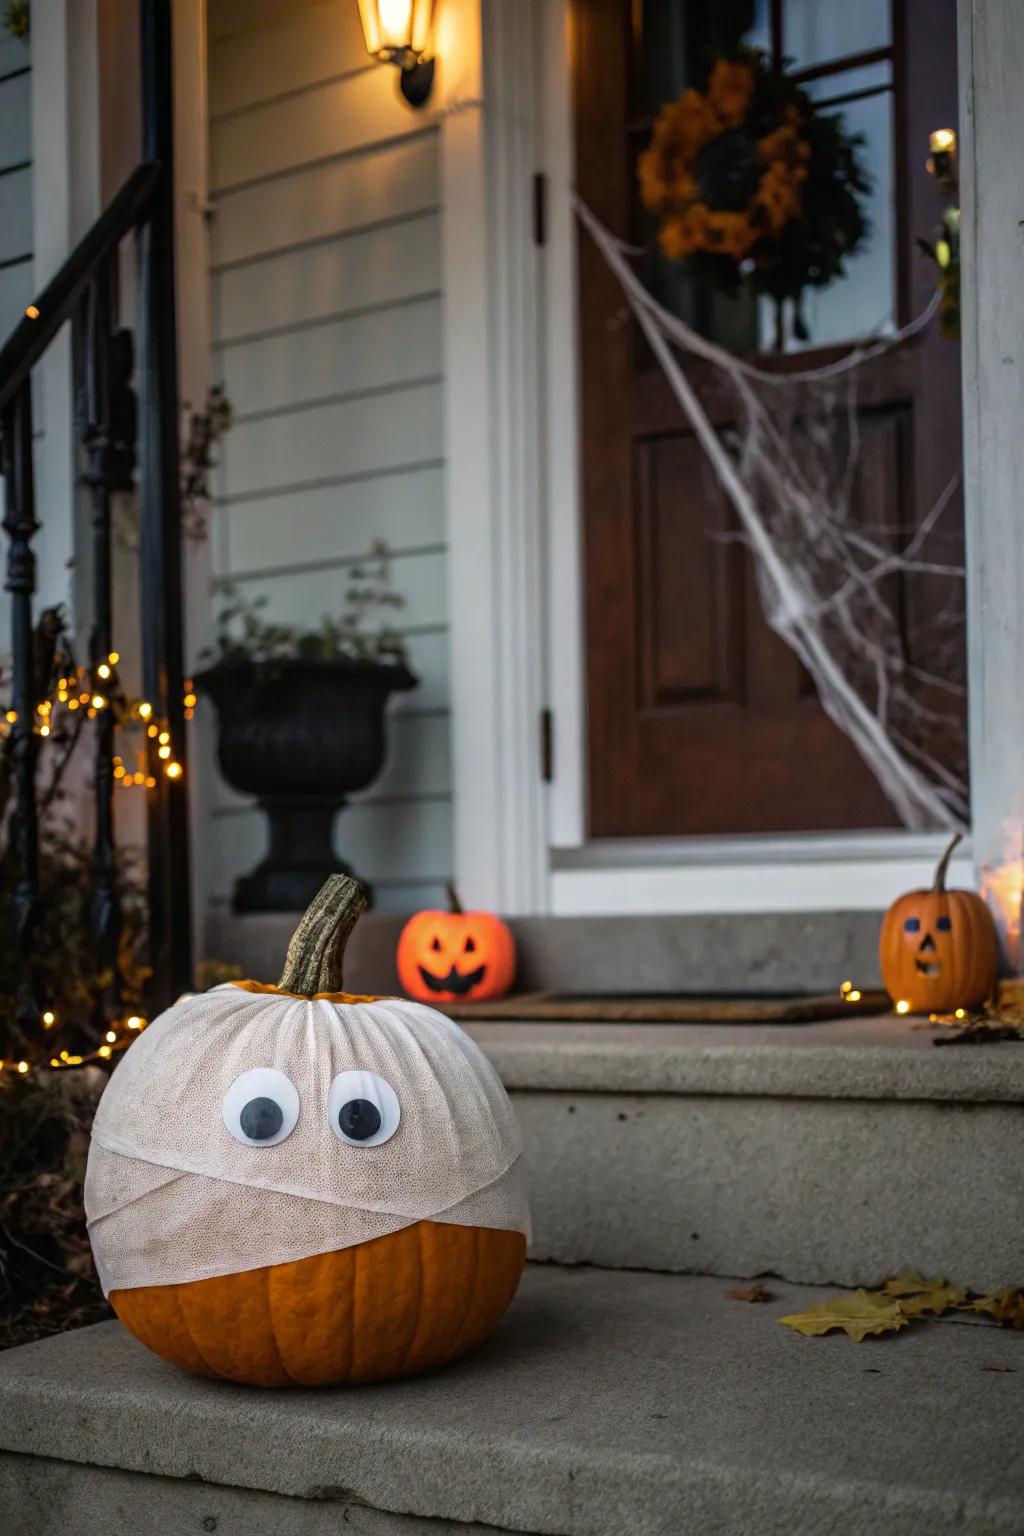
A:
431;936;442;951
223;1067;299;1147
903;917;921;934
328;1070;401;1148
936;915;952;932
465;936;476;953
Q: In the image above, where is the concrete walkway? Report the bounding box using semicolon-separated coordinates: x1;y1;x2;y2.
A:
2;1264;1023;1535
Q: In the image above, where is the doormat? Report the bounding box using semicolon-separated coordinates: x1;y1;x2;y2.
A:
439;989;892;1025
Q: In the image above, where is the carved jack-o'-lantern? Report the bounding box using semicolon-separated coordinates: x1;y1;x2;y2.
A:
85;878;528;1387
397;887;516;1003
879;834;999;1014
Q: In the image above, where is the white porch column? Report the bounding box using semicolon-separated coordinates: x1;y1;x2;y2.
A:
959;0;1024;963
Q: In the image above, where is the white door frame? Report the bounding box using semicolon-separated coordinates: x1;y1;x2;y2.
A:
441;0;987;917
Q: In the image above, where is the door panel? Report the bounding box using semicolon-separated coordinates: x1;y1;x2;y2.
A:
575;0;965;838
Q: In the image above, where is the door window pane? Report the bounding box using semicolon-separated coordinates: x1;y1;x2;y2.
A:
782;0;891;69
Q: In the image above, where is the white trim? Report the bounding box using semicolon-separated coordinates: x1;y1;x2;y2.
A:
539;0;586;850
552;831;976;915
440;0;548;912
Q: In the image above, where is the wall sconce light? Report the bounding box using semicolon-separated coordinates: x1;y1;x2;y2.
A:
357;0;435;108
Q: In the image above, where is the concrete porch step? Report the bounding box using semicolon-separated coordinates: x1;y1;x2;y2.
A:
467;1015;1024;1293
2;1264;1023;1535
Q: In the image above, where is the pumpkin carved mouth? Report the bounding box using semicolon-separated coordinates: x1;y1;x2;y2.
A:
915;960;941;976
418;963;487;997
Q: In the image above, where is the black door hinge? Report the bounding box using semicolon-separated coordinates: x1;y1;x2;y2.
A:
532;172;547;247
540;707;554;782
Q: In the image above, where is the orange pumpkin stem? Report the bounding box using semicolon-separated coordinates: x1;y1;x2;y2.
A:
932;831;963;893
445;883;464;915
277;874;369;996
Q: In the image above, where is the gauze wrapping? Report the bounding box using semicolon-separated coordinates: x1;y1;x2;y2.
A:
86;986;528;1293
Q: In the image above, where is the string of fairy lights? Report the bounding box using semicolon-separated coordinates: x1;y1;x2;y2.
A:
0;653;198;1078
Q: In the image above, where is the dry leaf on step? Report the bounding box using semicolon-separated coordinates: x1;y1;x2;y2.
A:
728;1284;773;1303
882;1267;943;1297
779;1290;907;1342
961;1289;1024;1329
898;1284;966;1317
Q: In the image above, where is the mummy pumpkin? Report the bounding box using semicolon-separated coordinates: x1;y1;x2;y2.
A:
85;877;529;1387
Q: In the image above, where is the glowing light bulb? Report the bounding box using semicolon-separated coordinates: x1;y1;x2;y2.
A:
165;761;183;779
98;1045;112;1059
158;730;170;745
895;999;910;1015
42;1010;55;1026
108;651;120;665
158;744;172;760
17;1060;28;1074
127;1016;144;1030
97;663;111;680
25;304;39;320
955;1007;967;1020
930;127;956;154
5;710;16;723
847;989;862;1003
105;1030;117;1044
138;701;153;720
839;980;852;996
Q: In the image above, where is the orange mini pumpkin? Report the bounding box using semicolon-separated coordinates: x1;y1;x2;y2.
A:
397;886;516;1003
85;877;528;1387
879;833;999;1014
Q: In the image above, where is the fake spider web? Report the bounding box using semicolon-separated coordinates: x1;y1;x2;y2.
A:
576;198;967;830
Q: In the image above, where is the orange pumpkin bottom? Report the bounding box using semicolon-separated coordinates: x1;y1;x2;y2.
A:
110;1220;526;1387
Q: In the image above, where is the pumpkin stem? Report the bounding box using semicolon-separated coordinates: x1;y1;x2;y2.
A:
932;831;963;893
445;883;464;915
277;875;369;995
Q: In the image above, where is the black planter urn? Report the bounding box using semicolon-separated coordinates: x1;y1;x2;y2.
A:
196;657;416;913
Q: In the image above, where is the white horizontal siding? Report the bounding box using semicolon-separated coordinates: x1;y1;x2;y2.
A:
211;134;439;269
220;464;444;576
213;212;441;342
206;0;450;912
216;294;441;419
0;163;31;265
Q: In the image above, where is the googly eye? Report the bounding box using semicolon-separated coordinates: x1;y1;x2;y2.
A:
328;1070;401;1148
223;1067;299;1147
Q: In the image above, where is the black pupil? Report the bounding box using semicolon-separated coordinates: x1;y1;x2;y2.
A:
240;1096;283;1142
339;1097;382;1141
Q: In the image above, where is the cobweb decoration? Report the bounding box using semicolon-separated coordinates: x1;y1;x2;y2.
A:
575;197;967;830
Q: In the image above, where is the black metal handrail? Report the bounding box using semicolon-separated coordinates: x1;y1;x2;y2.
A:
0;0;191;1032
0;162;161;415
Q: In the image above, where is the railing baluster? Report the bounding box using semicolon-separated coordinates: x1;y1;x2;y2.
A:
79;269;137;1026
1;382;41;1034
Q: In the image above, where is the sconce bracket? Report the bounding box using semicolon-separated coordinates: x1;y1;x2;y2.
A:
400;56;435;108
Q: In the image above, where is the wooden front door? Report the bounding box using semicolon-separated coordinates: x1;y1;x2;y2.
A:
575;0;964;838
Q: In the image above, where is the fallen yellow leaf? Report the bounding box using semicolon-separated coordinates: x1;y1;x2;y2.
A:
882;1267;945;1297
779;1290;908;1342
898;1284;966;1317
960;1289;1024;1329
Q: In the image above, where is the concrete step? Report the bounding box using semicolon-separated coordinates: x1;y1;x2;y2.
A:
207;907;887;996
2;1265;1022;1535
464;1015;1024;1293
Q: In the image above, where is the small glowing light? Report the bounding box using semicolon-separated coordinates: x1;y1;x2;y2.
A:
67;698;79;711
133;771;146;785
79;693;90;705
59;1050;70;1061
165;760;183;779
66;1054;83;1066
847;989;862;1003
147;723;158;738
158;730;170;745
5;710;16;723
183;693;197;708
42;1010;55;1026
39;724;50;737
114;764;126;779
145;775;157;788
895;999;910;1015
108;651;120;665
955;1007;967;1020
86;707;97;719
38;700;50;714
25;304;39;320
138;701;153;720
98;1045;112;1059
17;1060;29;1074
127;1016;144;1030
930;127;956;154
50;1058;60;1068
839;980;853;996
158;744;172;760
91;695;106;710
97;663;111;680
105;1030;117;1044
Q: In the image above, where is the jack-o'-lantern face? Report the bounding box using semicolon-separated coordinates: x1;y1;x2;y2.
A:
398;893;516;1005
879;835;999;1014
